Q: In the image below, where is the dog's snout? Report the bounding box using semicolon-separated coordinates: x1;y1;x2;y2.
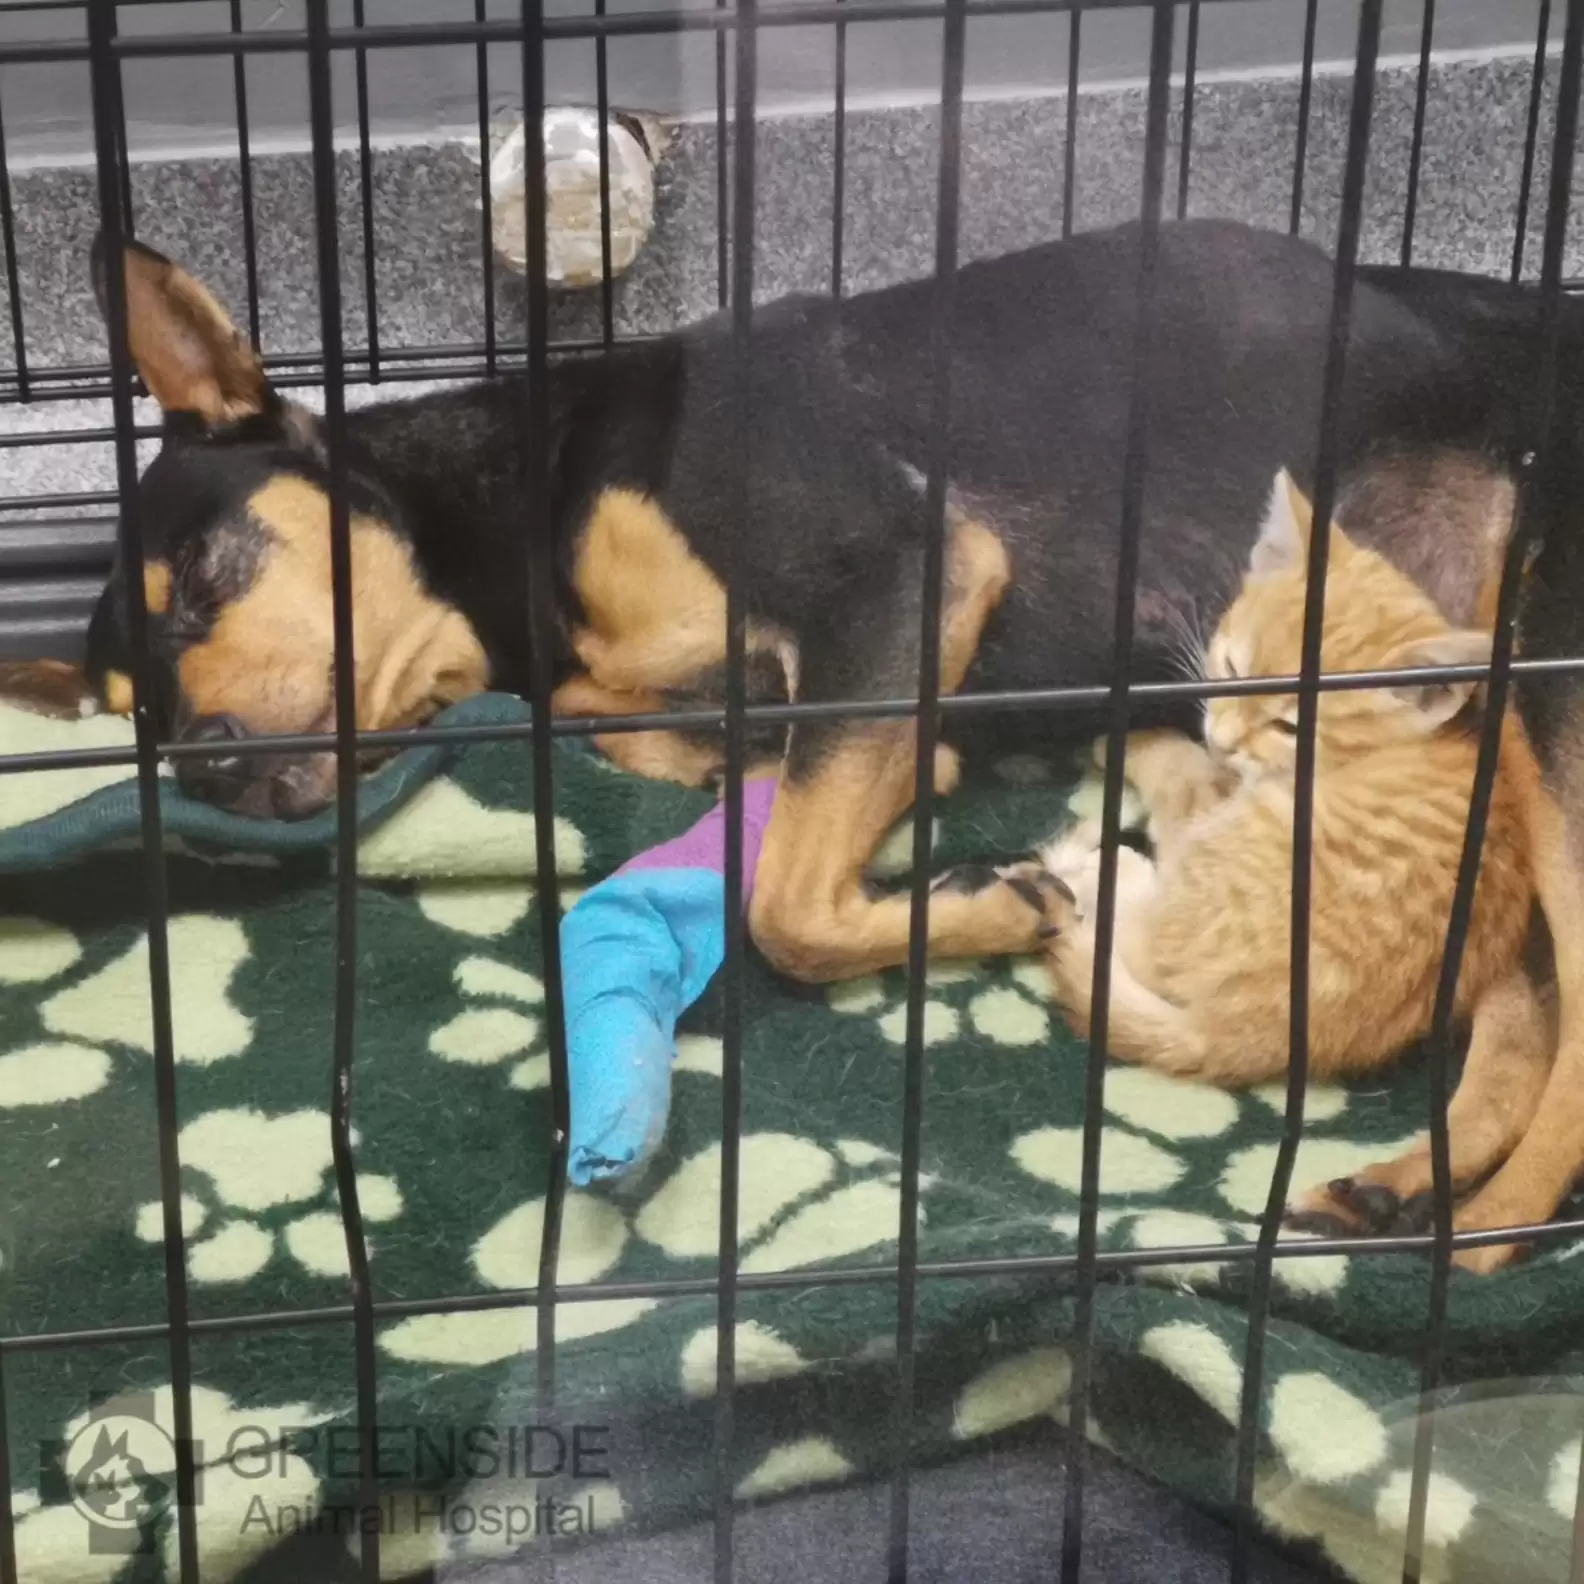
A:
173;712;256;808
186;712;249;745
182;712;248;771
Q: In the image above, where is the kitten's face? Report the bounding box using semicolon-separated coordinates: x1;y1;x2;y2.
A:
1201;470;1492;779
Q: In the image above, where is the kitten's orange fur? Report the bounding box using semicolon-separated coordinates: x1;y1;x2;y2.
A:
1040;468;1534;1087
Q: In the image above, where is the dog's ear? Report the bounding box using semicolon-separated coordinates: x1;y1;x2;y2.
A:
1381;628;1491;731
90;232;270;425
0;660;97;720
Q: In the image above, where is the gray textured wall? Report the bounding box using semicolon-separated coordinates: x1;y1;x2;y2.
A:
0;0;1550;161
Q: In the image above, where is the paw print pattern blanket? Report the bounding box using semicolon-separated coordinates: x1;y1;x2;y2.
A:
1;695;1582;1584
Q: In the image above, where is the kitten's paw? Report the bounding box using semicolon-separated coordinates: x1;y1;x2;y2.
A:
1037;821;1104;887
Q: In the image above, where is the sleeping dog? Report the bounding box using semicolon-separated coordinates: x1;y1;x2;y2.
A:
12;216;1584;1267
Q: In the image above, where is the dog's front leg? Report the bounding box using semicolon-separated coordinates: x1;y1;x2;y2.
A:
747;517;1071;984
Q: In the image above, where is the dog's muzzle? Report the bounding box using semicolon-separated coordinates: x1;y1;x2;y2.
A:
173;712;340;820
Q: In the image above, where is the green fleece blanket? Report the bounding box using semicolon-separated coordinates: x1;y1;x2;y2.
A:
3;695;1584;1584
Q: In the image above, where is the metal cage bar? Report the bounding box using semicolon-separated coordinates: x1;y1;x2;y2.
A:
475;0;499;377
1288;0;1319;235
1061;11;1174;1580
1061;8;1080;237
0;75;27;402
887;0;971;1572
228;0;262;350
515;0;576;1554
711;0;759;1570
1400;0;1436;266
1233;5;1382;1580
1514;0;1553;285
1177;0;1198;221
84;5;199;1580
351;0;381;383
595;0;617;346
1402;6;1584;1580
304;1;383;1577
832;0;848;295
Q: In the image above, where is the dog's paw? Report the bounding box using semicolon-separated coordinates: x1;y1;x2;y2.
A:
930;860;1076;947
1287;1176;1426;1238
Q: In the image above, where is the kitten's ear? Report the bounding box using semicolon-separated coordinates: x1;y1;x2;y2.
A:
1383;629;1491;730
1249;468;1313;576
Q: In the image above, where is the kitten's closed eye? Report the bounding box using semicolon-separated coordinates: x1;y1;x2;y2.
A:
1271;719;1299;736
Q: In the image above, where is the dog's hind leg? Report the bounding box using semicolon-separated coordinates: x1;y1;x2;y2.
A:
1287;963;1554;1238
1445;752;1584;1272
748;517;1071;983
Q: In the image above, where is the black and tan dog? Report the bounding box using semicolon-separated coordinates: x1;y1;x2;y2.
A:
12;217;1584;1268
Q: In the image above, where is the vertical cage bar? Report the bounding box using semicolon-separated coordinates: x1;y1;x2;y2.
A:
1177;1;1199;220
713;1;757;1576
0;1353;16;1584
1404;4;1584;1579
1289;0;1319;234
1060;11;1174;1583
519;0;573;1458
886;0;969;1574
1062;9;1080;238
1401;0;1436;266
1513;0;1553;283
1232;6;1383;1580
474;0;498;376
352;0;381;381
0;77;29;400
306;1;381;1576
228;0;262;349
715;0;730;308
595;0;616;347
110;4;134;241
85;4;199;1579
831;0;847;296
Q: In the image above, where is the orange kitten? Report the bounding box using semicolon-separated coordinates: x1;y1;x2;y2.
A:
1039;467;1534;1084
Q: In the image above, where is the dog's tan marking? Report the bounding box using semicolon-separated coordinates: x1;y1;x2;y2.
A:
143;560;172;617
104;670;134;716
551;672;725;788
570;488;791;695
177;475;488;738
747;518;1057;982
0;659;95;720
109;241;269;424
